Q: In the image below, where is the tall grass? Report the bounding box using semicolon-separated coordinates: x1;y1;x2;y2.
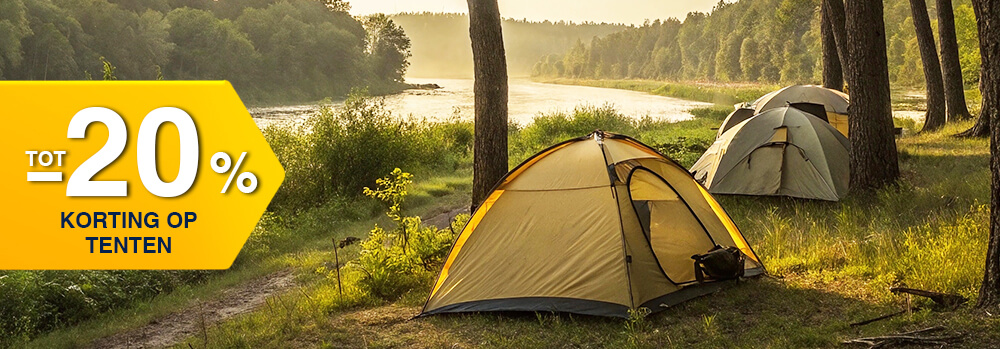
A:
263;89;474;211
536;78;779;106
509;104;725;167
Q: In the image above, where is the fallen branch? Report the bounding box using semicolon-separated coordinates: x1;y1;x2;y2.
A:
842;327;962;348
849;308;910;328
889;287;966;310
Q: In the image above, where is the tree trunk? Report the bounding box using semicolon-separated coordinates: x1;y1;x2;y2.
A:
957;1;992;138
822;5;844;91
909;0;947;132
937;0;974;121
845;0;899;191
976;0;1000;310
468;0;509;210
824;0;850;86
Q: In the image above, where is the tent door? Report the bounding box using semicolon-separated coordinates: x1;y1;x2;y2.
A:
626;167;716;284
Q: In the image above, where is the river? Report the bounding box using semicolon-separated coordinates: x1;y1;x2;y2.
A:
249;78;712;128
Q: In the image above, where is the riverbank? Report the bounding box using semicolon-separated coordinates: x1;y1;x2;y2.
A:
535;77;983;118
535;78;778;106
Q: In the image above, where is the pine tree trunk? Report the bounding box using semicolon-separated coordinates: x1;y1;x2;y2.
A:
468;0;509;210
937;0;974;121
957;1;992;138
824;0;850;86
822;6;844;91
909;0;947;132
846;0;900;191
976;0;1000;310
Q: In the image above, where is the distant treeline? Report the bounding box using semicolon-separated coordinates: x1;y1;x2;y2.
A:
390;12;628;78
533;0;981;88
0;0;411;103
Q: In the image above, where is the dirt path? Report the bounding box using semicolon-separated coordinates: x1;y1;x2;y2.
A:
87;206;466;349
422;206;470;230
89;270;295;349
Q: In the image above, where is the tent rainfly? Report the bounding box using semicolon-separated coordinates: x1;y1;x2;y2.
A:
691;107;851;201
750;85;850;137
420;131;764;318
718;107;756;138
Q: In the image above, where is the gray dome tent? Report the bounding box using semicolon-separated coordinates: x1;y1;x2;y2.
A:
691;107;851;201
751;85;850;137
717;107;756;139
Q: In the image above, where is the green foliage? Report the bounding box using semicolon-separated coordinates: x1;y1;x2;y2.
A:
508;104;720;167
364;168;413;223
0;0;31;77
263;90;473;211
0;270;210;345
953;4;980;86
99;56;115;80
509;104;670;164
0;0;409;103
362;13;411;83
533;0;980;88
351;169;460;300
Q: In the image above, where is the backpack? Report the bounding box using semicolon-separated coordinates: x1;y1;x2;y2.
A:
691;245;745;283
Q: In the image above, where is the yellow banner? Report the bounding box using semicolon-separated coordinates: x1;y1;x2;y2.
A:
0;81;284;269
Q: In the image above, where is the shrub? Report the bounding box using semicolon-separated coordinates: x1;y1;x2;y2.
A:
0;270;210;345
509;104;692;165
263;89;474;211
350;169;461;300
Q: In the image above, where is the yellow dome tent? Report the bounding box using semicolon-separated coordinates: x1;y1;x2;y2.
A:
420;132;763;318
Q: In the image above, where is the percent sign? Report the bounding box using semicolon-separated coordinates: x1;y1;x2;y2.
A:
210;152;258;194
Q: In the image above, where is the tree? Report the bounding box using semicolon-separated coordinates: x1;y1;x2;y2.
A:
824;0;849;85
976;0;1000;310
822;2;843;90
957;2;991;138
937;0;974;122
467;0;508;210
362;13;411;83
0;0;31;78
908;0;946;131
846;0;899;191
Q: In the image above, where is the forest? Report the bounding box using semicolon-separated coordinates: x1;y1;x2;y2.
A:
0;0;411;103
391;13;627;77
532;0;980;88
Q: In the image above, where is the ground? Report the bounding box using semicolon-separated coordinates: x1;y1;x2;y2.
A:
23;81;1000;349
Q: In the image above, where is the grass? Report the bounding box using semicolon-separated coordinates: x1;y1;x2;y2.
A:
126;117;989;348
147;117;1000;349
535;78;780;106
24;83;1000;348
21;170;472;349
537;77;984;117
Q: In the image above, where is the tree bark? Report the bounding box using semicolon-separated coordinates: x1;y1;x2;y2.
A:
957;1;992;138
822;5;844;91
937;0;974;121
976;0;1000;310
846;0;900;191
468;0;509;210
909;0;947;132
824;0;850;87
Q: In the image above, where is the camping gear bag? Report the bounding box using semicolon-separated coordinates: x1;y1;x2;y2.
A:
691;245;745;283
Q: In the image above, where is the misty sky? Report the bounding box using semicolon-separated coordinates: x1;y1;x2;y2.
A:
350;0;723;25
